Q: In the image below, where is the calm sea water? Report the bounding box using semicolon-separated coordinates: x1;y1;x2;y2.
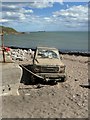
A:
3;31;88;52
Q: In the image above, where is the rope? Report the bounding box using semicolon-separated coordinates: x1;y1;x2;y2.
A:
20;64;44;79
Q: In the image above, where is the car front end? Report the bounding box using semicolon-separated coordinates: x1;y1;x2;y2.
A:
32;47;67;82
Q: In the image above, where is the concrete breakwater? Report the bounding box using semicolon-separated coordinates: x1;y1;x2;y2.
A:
1;63;22;96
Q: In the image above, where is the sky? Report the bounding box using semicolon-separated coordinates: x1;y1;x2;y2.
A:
0;0;89;32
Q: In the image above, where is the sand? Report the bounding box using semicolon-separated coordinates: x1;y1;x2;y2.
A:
2;54;89;118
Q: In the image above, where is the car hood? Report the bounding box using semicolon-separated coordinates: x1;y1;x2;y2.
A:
34;58;64;66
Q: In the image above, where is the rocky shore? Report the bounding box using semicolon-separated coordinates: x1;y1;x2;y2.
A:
1;48;89;118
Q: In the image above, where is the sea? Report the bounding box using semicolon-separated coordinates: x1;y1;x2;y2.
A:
2;31;88;52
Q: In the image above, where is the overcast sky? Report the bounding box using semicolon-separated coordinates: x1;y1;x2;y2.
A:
0;1;89;32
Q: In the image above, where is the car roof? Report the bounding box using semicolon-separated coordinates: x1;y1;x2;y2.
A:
37;46;58;50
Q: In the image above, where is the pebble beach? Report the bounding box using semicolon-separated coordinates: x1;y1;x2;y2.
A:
1;48;89;118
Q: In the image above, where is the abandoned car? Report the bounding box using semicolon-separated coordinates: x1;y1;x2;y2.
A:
30;47;67;83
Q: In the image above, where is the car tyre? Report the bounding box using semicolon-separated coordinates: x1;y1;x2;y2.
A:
61;76;67;82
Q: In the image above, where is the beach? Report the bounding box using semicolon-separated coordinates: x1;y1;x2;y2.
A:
1;48;89;118
1;1;89;118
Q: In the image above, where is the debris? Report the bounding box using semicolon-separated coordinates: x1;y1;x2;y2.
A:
75;78;78;81
10;48;34;61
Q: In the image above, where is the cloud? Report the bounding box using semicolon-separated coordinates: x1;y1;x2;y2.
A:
27;0;63;8
2;0;61;10
29;1;53;8
53;5;88;27
2;0;63;4
44;17;51;20
3;11;21;21
0;18;9;23
3;0;88;2
2;3;34;22
1;2;88;31
2;4;19;12
24;9;33;13
20;8;33;14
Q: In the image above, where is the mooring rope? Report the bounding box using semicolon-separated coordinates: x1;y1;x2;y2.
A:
20;64;44;79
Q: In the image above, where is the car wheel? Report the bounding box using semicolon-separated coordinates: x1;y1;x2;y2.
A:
61;76;67;82
48;80;57;85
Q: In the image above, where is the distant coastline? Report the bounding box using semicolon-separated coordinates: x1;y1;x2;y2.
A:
0;26;87;34
0;26;17;34
0;26;26;34
0;26;45;34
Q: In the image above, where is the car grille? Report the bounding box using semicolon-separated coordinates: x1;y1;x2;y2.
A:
41;66;59;73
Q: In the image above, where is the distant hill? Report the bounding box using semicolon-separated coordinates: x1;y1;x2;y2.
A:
0;26;18;34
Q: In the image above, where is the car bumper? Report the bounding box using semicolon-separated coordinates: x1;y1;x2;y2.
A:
36;72;66;80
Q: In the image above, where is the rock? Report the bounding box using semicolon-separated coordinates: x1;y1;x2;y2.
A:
36;84;42;88
75;78;78;81
24;50;28;53
77;102;82;107
28;49;32;54
73;95;76;98
16;56;25;61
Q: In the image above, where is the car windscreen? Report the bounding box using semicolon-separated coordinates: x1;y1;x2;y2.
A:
37;49;59;59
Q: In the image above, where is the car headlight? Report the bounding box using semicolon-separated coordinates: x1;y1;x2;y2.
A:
34;66;40;72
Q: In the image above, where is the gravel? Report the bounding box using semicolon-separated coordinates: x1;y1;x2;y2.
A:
2;49;89;118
